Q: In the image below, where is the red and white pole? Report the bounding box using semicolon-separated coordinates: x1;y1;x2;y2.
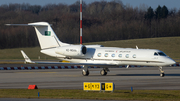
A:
80;0;82;45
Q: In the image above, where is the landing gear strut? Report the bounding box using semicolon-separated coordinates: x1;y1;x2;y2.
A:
100;68;109;76
159;66;165;77
82;65;89;76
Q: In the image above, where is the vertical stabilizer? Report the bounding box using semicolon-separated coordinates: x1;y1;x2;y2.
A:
28;22;63;49
6;22;69;49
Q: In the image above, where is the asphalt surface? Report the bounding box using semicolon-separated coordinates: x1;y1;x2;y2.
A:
0;64;180;90
0;98;120;101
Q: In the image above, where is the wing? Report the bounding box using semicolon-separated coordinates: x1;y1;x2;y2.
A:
20;50;117;66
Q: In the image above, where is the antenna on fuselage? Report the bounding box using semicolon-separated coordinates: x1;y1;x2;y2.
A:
80;0;82;45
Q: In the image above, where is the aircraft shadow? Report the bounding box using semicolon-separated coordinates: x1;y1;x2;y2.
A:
114;74;180;76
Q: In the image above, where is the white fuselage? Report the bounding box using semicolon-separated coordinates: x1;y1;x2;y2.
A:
41;46;176;67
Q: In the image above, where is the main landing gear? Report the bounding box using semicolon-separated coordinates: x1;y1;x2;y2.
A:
82;69;89;76
82;65;110;76
100;68;109;76
159;66;165;77
82;65;89;76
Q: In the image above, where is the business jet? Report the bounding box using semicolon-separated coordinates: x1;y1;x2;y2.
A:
6;22;175;77
5;0;175;77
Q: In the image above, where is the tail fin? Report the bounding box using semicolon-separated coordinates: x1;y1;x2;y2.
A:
6;22;69;49
20;50;34;63
29;22;64;49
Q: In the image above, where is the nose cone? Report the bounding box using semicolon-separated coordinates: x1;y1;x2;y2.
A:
168;58;176;65
171;59;176;65
173;60;176;64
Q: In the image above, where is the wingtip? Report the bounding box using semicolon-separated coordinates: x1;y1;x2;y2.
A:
20;50;33;64
5;24;11;26
136;45;139;49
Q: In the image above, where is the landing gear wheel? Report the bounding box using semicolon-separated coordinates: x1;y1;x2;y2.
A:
100;69;107;76
160;73;165;77
82;69;89;76
159;66;165;77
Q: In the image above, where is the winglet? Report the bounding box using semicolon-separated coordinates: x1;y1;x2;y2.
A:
20;50;35;64
126;65;129;69
136;45;138;49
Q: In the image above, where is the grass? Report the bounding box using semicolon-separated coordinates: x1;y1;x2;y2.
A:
0;36;180;61
0;47;55;60
0;89;180;101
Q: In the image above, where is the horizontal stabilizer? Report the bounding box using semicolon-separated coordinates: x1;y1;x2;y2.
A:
5;24;29;26
5;22;49;27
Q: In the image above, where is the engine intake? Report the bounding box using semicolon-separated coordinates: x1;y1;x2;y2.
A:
55;45;86;57
81;45;86;54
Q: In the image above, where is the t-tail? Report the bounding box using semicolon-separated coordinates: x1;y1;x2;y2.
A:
6;22;69;49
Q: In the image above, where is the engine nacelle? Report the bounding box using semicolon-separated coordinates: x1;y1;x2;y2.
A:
55;45;86;57
85;45;104;48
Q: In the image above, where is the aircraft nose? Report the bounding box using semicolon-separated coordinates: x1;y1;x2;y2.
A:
169;59;176;65
172;60;176;64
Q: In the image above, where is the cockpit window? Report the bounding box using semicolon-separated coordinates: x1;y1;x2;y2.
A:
158;52;167;56
154;52;158;56
154;52;167;56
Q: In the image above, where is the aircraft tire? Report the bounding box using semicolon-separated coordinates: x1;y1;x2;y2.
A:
160;73;165;77
82;70;89;76
100;69;107;76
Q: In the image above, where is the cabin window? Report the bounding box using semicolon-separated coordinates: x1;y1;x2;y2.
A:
97;53;101;57
104;53;108;57
118;54;122;58
133;54;136;58
154;52;158;56
111;54;115;57
126;54;129;58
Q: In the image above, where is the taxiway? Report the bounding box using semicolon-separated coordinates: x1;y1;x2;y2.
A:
0;64;180;90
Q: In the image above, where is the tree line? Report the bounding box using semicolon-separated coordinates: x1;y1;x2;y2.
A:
0;0;180;49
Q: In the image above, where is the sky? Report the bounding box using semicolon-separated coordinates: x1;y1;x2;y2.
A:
0;0;179;10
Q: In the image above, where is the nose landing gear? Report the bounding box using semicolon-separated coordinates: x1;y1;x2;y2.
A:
159;66;165;77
